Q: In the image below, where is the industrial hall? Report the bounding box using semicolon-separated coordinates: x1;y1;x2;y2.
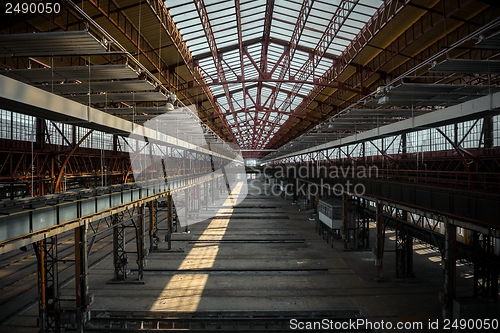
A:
0;0;499;332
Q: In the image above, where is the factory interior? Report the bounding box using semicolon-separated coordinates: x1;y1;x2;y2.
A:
0;0;500;332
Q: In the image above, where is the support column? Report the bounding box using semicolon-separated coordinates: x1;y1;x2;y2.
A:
204;181;208;210
214;177;220;200
395;223;415;280
442;222;457;319
112;216;127;281
401;133;407;158
473;232;498;300
355;197;368;249
149;200;159;253
194;185;199;216
375;202;386;281
211;178;216;204
74;224;89;333
35;236;59;333
35;118;46;196
357;198;369;249
308;184;315;221
135;204;146;281
343;193;350;249
483;116;493;151
184;188;189;233
166;192;172;249
406;213;415;277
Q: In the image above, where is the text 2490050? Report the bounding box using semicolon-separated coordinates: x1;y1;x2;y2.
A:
5;2;61;15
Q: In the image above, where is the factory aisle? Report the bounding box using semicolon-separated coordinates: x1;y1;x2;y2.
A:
81;179;456;331
3;179;464;332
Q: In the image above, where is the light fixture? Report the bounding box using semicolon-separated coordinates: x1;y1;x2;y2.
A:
378;96;389;105
165;92;177;111
165;102;174;111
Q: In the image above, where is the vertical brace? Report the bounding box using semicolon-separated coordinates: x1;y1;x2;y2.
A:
75;224;89;332
395;212;415;280
356;197;369;249
360;199;370;249
135;204;146;281
405;222;414;279
473;231;499;300
375;202;386;281
35;236;59;333
343;193;353;250
443;222;457;319
149;200;159;253
483;116;494;150
183;188;190;233
112;215;127;281
53;130;93;193
166;192;172;249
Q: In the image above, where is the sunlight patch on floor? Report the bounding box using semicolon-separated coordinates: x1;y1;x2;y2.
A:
150;182;244;312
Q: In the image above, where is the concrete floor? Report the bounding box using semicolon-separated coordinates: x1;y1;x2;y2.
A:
3;179;479;332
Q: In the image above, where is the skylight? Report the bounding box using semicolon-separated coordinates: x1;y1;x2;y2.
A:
164;0;380;149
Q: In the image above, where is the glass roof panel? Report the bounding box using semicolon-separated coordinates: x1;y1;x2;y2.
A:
242;28;263;40
314;0;339;11
163;0;383;149
241;14;263;26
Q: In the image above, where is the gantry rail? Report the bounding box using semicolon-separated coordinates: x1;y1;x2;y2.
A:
0;173;225;254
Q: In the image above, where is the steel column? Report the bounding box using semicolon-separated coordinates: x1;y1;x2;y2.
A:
395;213;415;280
473;231;499;300
343;193;350;250
74;224;89;333
35;236;59;333
483;116;494;150
166;193;172;249
192;0;244;141
184;188;189;233
443;222;457;319
356;197;369;249
149;200;159;253
375;202;386;281
134;204;146;281
112;215;127;281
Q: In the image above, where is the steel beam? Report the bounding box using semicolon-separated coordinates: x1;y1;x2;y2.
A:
0;174;225;255
268;0;500;149
192;0;244;142
263;0;312;113
0;75;237;162
268;0;410;147
278;0;360;113
268;91;500;161
143;0;233;140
